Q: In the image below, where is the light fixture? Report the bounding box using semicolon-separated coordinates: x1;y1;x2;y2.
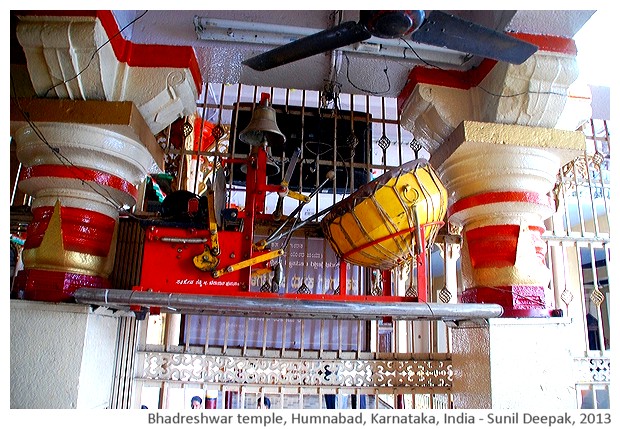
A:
193;16;473;69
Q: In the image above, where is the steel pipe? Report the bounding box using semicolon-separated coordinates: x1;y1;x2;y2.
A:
159;237;209;244
74;288;503;321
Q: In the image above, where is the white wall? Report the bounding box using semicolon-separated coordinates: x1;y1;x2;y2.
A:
451;318;580;409
10;300;120;409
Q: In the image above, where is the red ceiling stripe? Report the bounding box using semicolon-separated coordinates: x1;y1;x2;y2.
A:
95;11;203;92
398;33;577;111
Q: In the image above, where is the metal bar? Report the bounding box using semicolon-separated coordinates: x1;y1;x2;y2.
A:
300;90;307;214
543;234;610;244
397;109;403;166
319;319;324;355
124;317;139;408
282;242;290;294
337;319;342;357
583;154;601;236
573;160;587;236
11;162;22;206
259;172;334;248
204;315;212;352
184;315;191;352
261;317;268;355
300;319;305;356
281;319;286;355
546;240;560;311
332;106;337;205
166;146;398;171
242;316;249;356
556;164;573;236
192;81;210;194
558;243;571;314
590;120;610;229
223;316;230;354
574;245;590;350
356;319;362;359
588;243;606;355
75;288;504;321
226;84;243;208
315;91;322;210
365;95;371;183
159;237;209;244
349;94;355;195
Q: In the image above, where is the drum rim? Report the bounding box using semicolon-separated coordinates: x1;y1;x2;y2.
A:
320;158;430;226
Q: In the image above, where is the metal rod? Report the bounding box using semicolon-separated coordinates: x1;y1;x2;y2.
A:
543;234;610;244
261;171;335;247
261;317;268;356
159;237;209;244
280;319;286;355
242;316;249;355
192;82;210;194
223;316;232;354
11;162;22;206
300;319;305;355
590;119;610;226
74;288;504;321
227;83;243;208
573;160;587;235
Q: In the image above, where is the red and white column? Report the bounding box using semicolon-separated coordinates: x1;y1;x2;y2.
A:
397;31;590;317
12;10;202;302
431;121;584;317
12;101;162;301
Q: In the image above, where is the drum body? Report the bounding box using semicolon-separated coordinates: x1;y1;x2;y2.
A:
321;159;447;270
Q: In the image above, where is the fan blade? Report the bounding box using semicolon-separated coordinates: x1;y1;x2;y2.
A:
243;21;371;71
411;11;538;64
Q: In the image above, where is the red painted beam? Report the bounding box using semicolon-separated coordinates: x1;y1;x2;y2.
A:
397;33;577;112
16;10;203;93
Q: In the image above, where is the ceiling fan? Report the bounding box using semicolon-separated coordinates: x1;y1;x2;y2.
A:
242;10;538;71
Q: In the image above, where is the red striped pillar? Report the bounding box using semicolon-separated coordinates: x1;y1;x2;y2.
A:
431;121;584;317
13;101;160;302
451;193;554;317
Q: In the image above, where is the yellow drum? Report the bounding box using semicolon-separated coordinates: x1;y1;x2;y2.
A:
321;159;447;270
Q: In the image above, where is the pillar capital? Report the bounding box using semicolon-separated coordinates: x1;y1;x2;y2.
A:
399;40;590;155
11;98;161;301
430;121;585;317
431;120;585;204
15;11;201;135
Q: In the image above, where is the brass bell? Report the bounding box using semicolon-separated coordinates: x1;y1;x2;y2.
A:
239;93;286;146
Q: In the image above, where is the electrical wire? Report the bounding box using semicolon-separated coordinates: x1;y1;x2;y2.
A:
399;37;567;98
11;84;142;219
343;52;391;96
12;11;150;219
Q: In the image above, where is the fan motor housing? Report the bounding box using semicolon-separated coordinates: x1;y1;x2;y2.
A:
361;10;425;38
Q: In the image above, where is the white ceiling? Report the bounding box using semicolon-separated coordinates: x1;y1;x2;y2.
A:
115;10;595;98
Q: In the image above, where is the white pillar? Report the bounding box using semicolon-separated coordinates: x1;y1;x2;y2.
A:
451;318;578;409
10;300;120;408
